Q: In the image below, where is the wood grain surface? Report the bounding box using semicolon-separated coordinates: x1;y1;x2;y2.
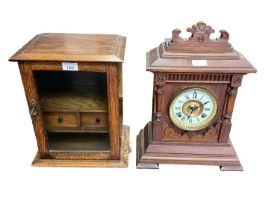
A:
9;33;126;62
19;62;50;157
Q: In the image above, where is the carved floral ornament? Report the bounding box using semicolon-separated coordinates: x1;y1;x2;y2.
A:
171;21;229;43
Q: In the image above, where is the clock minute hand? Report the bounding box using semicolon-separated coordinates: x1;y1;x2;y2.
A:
193;101;209;111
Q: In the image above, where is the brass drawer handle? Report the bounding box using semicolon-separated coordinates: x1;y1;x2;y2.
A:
57;116;64;123
96;116;100;123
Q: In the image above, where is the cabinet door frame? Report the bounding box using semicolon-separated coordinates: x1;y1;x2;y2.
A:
19;62;49;158
106;63;120;159
19;61;121;160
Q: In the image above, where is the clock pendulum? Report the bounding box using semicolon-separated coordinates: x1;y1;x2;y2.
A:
136;22;256;170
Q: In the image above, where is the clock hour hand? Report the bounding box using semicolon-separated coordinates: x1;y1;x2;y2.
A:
188;105;196;117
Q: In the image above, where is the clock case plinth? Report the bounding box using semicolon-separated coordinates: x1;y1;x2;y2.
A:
137;122;242;170
136;22;256;170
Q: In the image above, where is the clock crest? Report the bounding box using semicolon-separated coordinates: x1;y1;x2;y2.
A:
136;21;256;170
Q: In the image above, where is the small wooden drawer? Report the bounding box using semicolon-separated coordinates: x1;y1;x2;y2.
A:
44;112;80;128
82;112;108;129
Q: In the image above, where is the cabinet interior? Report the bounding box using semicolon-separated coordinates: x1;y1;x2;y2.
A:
34;70;110;152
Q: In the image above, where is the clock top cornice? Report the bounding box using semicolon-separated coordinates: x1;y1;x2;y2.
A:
147;21;256;74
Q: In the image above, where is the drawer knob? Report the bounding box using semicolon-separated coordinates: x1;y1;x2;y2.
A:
57;116;64;123
96;116;100;123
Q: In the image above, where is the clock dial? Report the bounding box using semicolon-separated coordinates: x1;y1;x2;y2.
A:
169;87;218;131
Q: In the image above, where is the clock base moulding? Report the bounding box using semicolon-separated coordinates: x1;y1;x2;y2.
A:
136;122;243;171
32;125;130;167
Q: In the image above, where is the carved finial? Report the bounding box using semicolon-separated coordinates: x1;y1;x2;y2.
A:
171;29;182;42
219;30;229;40
168;21;233;53
187;21;215;42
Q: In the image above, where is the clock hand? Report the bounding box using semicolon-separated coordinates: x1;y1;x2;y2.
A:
192;101;209;111
189;106;196;117
188;101;209;117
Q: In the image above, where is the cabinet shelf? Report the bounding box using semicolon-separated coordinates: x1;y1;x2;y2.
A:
46;127;109;133
40;91;108;112
48;132;110;151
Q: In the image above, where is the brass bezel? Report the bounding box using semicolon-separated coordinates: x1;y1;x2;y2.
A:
169;86;218;131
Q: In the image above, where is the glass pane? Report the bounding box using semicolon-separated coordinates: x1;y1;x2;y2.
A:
34;70;109;151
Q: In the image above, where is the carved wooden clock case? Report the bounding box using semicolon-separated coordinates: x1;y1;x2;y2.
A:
136;22;256;170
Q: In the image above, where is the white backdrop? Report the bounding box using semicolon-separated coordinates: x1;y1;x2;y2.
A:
0;0;279;209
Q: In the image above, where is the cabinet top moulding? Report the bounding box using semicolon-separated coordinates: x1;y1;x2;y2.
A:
9;33;126;63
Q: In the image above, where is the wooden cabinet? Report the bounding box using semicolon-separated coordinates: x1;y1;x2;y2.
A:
10;33;129;167
136;22;256;170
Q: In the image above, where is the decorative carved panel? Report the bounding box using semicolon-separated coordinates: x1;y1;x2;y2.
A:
167;21;233;53
162;121;220;142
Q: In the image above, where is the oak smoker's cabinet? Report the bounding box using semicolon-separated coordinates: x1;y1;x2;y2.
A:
10;33;129;167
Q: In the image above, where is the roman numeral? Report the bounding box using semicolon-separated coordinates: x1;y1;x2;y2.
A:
201;113;207;118
175;107;181;110
205;108;210;111
193;92;197;98
176;112;182;118
185;95;189;99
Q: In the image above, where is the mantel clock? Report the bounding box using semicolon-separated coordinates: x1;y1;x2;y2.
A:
136;22;256;170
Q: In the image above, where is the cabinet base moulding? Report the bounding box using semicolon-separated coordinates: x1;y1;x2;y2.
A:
32;125;130;167
136;122;243;171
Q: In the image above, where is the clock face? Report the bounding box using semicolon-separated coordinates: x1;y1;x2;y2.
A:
169;87;218;131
